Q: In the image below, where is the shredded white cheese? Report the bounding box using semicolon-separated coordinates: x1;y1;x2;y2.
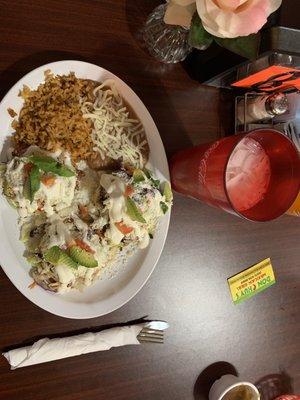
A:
81;79;147;168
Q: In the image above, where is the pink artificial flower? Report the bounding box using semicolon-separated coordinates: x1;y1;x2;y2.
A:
196;0;282;38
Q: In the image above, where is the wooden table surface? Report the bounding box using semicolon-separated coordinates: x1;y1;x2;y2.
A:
0;1;299;399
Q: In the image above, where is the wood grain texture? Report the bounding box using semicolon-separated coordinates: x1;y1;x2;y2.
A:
0;1;299;399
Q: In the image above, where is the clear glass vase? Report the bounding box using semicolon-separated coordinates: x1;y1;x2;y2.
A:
143;4;192;64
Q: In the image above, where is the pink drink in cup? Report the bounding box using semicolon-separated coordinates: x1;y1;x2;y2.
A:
226;137;271;212
170;129;300;221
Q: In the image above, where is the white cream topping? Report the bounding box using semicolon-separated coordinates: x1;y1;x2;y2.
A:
4;155;76;219
100;174;126;244
39;176;76;216
99;173;159;248
55;264;76;287
40;216;72;252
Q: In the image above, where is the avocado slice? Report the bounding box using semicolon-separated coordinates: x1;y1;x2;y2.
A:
69;246;98;268
44;246;78;270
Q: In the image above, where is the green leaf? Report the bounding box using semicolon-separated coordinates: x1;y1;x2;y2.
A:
133;169;145;183
143;168;160;188
188;13;213;50
125;197;146;224
29;155;75;177
160;201;168;214
52;164;75;177
151;178;160;188
163;182;173;203
29;155;56;165
29;165;41;202
144;168;152;179
214;33;260;60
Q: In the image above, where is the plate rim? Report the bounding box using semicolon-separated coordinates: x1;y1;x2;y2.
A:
0;60;170;319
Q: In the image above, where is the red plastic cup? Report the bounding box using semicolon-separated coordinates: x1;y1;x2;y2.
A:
170;129;300;221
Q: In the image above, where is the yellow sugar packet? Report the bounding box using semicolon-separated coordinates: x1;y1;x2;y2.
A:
228;258;275;305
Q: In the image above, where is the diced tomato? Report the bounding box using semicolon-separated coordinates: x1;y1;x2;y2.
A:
78;204;88;215
66;239;76;248
74;239;95;254
23;162;34;178
78;204;93;223
124;185;134;197
41;175;56;187
37;200;44;211
115;221;134;235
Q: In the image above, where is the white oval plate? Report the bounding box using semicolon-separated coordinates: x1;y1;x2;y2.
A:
0;60;170;319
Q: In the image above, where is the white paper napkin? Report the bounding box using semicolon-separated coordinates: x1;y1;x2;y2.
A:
3;325;143;369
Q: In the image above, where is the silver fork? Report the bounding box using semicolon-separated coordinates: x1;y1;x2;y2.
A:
137;321;168;344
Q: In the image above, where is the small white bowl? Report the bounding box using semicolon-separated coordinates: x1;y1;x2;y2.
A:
209;374;260;400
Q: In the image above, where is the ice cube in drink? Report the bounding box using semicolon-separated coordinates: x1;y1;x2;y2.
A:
226;138;271;212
